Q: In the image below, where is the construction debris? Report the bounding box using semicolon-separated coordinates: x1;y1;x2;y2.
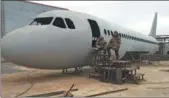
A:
63;91;74;97
85;88;128;97
63;84;75;97
27;89;78;97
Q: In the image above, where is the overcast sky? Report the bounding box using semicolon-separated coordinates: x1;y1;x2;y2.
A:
32;1;169;35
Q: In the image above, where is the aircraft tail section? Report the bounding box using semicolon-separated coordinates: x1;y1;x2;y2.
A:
149;12;158;38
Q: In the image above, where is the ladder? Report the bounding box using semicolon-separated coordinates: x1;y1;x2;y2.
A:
94;49;111;67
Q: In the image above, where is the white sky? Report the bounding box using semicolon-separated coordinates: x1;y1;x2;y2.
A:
31;1;169;35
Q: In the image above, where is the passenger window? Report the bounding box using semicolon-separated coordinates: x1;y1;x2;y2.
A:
65;18;75;29
104;29;107;35
142;39;144;42
111;31;113;36
132;36;134;40
120;33;122;37
108;30;110;36
126;35;128;39
53;17;66;28
119;33;121;37
129;36;131;39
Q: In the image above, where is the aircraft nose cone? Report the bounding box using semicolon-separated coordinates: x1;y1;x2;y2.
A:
1;31;28;64
1;26;65;68
1;26;48;66
1;26;85;69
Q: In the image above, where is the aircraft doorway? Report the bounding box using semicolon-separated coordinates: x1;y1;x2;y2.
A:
88;19;101;47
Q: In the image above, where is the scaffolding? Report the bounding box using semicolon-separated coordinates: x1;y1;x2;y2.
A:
1;1;5;37
89;49;145;84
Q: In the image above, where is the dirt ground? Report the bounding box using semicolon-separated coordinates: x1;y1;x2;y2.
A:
1;61;169;97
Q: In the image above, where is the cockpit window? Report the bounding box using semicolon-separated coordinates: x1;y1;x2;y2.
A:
30;17;53;25
53;17;66;28
65;18;75;29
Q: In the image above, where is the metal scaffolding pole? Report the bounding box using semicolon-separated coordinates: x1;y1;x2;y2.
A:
1;0;5;37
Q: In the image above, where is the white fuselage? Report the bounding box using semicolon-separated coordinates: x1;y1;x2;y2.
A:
1;10;159;69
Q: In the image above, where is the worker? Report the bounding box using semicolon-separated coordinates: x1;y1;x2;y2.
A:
95;36;107;61
107;31;121;60
95;36;107;51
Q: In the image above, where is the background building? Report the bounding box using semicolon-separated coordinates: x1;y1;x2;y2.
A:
1;0;68;37
155;35;169;55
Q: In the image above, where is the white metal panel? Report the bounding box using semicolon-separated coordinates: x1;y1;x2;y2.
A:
2;1;67;36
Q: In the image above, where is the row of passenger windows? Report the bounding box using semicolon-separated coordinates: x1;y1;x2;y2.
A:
104;29;158;45
30;17;76;29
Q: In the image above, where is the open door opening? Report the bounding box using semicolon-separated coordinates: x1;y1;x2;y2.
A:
88;19;101;47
